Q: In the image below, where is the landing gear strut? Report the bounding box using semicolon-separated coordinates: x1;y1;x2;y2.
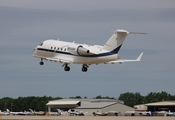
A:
82;64;88;72
64;64;70;71
39;59;44;65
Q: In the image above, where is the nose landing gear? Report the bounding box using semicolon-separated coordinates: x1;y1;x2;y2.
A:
40;59;44;65
64;65;70;71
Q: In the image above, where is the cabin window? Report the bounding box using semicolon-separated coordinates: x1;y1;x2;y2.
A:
64;49;66;51
54;47;56;49
57;48;59;50
51;47;53;49
61;48;62;51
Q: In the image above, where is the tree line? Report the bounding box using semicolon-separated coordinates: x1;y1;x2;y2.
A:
0;91;174;112
118;91;175;107
0;96;61;112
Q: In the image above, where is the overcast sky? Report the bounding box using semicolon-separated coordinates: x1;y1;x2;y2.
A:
0;0;175;99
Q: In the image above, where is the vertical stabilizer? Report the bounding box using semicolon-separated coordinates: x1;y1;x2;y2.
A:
103;29;129;53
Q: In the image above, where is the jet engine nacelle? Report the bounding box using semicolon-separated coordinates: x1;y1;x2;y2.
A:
67;44;90;55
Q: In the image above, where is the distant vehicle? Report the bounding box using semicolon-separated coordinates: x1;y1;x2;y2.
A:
135;111;151;116
68;109;84;116
33;111;45;116
93;111;107;116
156;111;167;116
107;111;122;116
171;112;175;116
33;29;144;72
166;111;174;116
124;111;135;116
156;110;174;116
49;109;63;116
93;111;121;116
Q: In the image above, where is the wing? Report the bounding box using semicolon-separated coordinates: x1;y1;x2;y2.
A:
45;57;73;64
109;52;143;64
33;53;73;64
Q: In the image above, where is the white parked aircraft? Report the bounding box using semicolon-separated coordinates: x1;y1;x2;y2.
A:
33;29;144;72
6;109;25;115
6;109;33;115
0;110;10;115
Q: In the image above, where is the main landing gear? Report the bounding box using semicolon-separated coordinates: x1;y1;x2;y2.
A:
82;64;89;72
62;64;89;72
39;60;88;72
62;63;70;71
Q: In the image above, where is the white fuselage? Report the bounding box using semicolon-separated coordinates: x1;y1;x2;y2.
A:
33;40;120;65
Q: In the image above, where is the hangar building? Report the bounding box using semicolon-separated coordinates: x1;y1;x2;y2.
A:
134;101;175;112
46;99;134;115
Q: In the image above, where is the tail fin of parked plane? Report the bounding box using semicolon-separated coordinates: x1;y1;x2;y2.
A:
6;109;10;112
103;29;129;53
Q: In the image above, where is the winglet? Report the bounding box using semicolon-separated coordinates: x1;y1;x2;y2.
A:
136;52;143;61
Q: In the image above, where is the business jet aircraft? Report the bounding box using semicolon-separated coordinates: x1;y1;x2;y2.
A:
32;29;144;72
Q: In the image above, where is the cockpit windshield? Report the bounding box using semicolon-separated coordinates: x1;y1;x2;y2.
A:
39;43;43;46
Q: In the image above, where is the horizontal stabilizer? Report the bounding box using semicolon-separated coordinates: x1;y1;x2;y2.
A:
108;52;143;64
129;32;147;34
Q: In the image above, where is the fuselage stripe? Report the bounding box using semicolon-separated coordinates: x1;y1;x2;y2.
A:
37;45;122;57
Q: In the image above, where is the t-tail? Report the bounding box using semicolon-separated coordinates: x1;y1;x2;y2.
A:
103;29;129;53
6;109;10;112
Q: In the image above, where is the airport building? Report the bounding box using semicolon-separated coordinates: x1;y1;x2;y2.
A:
134;101;175;112
46;99;134;115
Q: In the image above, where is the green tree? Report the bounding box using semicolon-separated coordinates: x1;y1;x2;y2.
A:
69;96;82;99
118;92;143;107
94;95;116;99
145;91;172;103
30;99;39;111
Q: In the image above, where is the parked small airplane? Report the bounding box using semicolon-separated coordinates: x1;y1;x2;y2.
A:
31;109;45;116
6;109;25;115
0;110;10;115
6;109;34;116
33;29;144;72
24;109;34;115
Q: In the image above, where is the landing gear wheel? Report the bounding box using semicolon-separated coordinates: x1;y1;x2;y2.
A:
40;61;44;65
82;64;88;72
82;67;87;72
64;65;70;71
40;59;44;65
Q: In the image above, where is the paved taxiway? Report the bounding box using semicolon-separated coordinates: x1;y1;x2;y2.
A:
1;116;175;120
